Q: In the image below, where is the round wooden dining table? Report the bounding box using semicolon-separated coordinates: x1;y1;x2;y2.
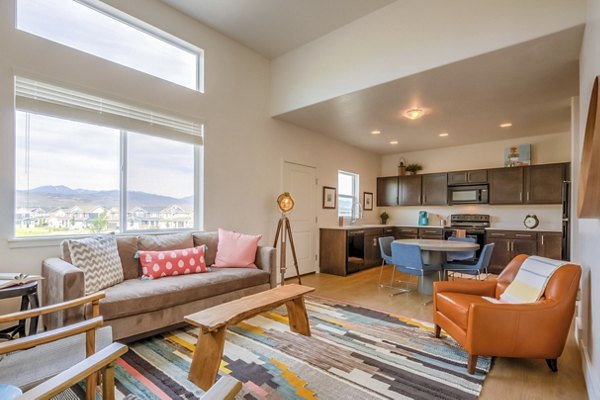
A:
393;239;480;295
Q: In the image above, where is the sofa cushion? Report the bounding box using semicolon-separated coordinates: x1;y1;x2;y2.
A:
214;228;261;268
139;245;208;279
435;292;490;330
99;268;270;320
67;234;124;294
117;236;139;280
193;231;218;266
138;232;193;251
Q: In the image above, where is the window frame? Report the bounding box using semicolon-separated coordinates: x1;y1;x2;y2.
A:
16;0;205;92
337;170;359;218
13;111;203;240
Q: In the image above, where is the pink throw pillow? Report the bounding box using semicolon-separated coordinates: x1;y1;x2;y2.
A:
213;228;261;268
139;245;208;280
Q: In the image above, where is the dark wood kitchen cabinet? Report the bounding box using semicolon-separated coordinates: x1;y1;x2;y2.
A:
486;230;537;273
537;232;563;259
364;228;384;267
489;167;524;204
377;176;399;206
448;169;488;185
320;228;384;276
399;175;422;205
394;227;418;239
418;228;444;239
524;163;566;204
422;173;448;205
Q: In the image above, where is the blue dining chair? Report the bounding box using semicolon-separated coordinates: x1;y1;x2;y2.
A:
446;236;477;262
443;243;495;280
377;236;395;288
389;242;442;296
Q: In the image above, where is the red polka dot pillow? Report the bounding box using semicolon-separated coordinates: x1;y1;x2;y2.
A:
138;245;208;280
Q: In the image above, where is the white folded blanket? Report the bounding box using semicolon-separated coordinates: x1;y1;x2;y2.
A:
498;256;569;304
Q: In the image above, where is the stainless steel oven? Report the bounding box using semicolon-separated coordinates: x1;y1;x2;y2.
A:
448;184;489;205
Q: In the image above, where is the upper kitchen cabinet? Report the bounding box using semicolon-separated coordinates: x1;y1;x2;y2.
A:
524;163;566;204
376;176;398;206
399;175;422;206
489;167;524;204
422;173;448;205
447;169;487;185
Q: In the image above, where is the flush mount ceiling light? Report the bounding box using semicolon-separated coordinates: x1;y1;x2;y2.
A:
390;140;399;145
403;108;424;120
371;130;381;135
500;122;513;128
439;132;449;137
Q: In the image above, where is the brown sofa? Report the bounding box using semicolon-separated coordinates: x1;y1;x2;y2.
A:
42;231;276;340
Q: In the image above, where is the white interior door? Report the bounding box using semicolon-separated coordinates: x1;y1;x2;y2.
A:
282;161;317;279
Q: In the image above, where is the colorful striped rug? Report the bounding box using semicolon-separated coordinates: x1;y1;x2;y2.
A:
64;296;491;399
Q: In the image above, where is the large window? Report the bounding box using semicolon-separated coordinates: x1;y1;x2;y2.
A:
14;77;202;237
338;171;359;218
17;0;203;91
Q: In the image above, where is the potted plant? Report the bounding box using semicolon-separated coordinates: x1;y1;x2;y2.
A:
380;211;389;225
406;163;423;175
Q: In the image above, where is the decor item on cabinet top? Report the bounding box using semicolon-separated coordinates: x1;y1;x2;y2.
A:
398;158;407;176
504;144;531;167
418;211;429;226
380;211;389;225
406;163;423;175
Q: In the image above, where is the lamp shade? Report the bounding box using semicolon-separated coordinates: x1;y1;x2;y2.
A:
277;192;294;213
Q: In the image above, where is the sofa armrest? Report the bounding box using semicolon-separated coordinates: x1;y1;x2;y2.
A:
255;246;277;288
42;258;85;330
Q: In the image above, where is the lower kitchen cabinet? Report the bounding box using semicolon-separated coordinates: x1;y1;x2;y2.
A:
485;230;562;274
418;228;444;239
395;227;418;239
319;228;384;276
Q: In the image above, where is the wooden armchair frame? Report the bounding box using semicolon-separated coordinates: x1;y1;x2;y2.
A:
0;292;127;400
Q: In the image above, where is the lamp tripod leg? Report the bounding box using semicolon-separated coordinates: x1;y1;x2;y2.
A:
284;219;302;285
273;218;283;248
280;219;287;286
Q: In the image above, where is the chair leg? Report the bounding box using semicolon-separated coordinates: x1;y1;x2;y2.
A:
389;268;410;296
467;354;478;374
546;358;558;372
434;324;441;338
378;261;386;287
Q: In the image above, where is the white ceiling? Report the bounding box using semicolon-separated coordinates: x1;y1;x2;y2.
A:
275;27;583;154
160;0;395;59
159;1;583;155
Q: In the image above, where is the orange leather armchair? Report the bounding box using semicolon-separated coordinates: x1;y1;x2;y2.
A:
433;254;581;374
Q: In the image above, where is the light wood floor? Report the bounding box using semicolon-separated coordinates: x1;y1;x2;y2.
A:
288;266;588;400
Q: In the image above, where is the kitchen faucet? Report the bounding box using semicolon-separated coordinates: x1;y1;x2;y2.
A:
351;199;363;225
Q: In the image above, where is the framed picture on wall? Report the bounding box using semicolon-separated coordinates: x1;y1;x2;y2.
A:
363;192;373;210
323;186;336;209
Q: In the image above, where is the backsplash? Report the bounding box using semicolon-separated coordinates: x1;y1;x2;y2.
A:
382;204;562;231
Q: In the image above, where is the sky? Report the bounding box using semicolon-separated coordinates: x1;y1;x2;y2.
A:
16;112;195;199
17;0;198;89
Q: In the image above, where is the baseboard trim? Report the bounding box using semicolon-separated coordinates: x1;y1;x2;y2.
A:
581;342;600;400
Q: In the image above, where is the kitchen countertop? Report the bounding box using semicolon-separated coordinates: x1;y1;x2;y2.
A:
320;224;445;230
485;227;562;233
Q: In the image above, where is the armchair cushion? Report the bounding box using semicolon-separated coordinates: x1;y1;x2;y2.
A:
436;293;490;330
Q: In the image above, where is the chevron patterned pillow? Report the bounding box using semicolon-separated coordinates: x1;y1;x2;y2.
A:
67;234;124;294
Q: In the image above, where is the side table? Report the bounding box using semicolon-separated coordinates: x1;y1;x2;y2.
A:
0;281;39;339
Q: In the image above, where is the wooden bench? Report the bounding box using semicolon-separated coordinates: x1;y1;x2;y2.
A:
184;284;315;391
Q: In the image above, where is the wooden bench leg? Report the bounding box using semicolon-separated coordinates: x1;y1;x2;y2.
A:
188;326;227;391
285;297;311;336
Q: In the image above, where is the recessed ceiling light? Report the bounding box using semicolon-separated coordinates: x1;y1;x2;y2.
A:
390;140;398;145
403;108;424;120
439;132;449;137
500;122;513;128
371;130;381;135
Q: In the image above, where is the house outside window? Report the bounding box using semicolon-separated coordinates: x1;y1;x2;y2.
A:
338;170;359;218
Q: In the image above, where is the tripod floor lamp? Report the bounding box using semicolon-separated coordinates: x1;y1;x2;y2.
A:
273;192;302;285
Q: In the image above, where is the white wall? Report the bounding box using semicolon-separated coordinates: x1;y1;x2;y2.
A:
0;0;380;307
270;0;585;115
576;0;600;397
380;132;570;231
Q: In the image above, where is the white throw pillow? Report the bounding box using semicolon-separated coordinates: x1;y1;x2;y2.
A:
67;234;124;294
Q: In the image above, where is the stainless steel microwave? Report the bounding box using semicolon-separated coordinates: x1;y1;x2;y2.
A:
448;184;489;204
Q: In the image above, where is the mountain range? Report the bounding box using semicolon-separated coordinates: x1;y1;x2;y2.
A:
17;185;193;210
